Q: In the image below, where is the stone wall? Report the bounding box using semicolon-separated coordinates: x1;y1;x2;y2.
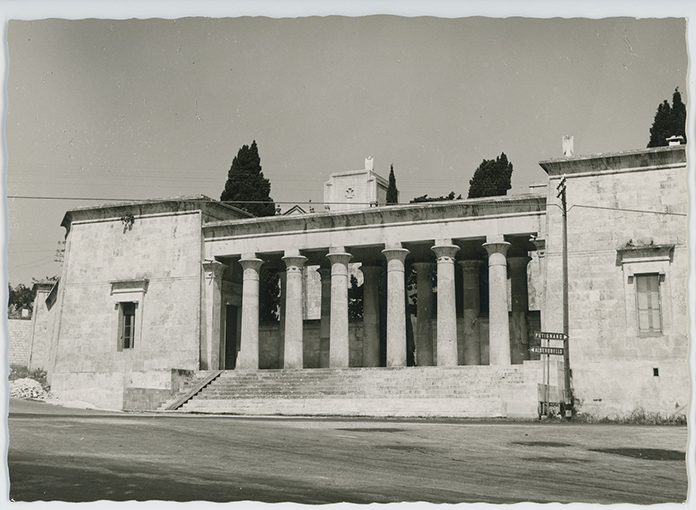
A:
7;319;32;367
541;146;689;419
28;284;57;372
50;208;206;407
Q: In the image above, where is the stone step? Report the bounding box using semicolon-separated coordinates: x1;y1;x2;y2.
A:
181;397;505;418
178;366;526;417
156;370;223;411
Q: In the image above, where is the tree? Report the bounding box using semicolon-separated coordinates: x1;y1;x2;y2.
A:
648;88;687;148
410;191;462;204
467;152;513;199
348;275;363;320
259;269;280;323
386;164;399;205
220;140;275;217
8;283;35;318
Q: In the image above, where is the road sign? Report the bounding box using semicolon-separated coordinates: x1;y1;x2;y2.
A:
533;331;568;341
530;346;565;356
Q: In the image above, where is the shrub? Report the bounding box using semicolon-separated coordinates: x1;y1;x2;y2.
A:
9;364;50;392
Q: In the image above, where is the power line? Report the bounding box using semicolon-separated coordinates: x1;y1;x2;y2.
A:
7;194;688;216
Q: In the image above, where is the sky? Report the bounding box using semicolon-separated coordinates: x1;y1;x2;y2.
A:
2;1;692;286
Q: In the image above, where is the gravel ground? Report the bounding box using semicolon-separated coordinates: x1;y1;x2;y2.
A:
7;398;689;504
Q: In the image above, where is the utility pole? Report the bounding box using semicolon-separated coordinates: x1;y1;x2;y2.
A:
557;175;573;416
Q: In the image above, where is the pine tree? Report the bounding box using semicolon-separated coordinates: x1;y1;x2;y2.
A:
386;164;399;205
220;140;275;217
648;88;687;147
467;152;514;199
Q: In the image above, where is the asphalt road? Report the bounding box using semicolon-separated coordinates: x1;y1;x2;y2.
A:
7;398;689;504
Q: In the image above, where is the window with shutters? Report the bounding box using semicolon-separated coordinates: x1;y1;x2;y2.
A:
617;245;673;338
634;274;662;335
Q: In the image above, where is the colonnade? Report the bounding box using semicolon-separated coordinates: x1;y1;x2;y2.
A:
231;236;531;371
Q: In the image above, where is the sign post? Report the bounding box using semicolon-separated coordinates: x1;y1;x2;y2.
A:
532;331;569;417
530;346;565;356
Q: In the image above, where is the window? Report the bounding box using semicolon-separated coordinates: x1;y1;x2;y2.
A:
118;302;137;350
635;274;662;335
110;279;148;352
617;245;672;338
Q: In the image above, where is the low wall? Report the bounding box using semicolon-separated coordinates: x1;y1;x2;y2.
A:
7;319;33;367
52;368;196;410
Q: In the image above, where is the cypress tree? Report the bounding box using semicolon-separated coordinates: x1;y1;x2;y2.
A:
220;140;275;217
386;164;399;205
467;152;514;199
648;88;687;147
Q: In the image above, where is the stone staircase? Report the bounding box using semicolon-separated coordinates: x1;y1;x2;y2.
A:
170;365;539;418
156;370;223;411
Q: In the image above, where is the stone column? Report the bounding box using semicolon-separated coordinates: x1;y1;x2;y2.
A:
276;268;286;369
202;260;227;370
458;259;483;365
318;267;331;368
326;248;353;367
508;256;532;364
412;262;434;366
282;253;307;369
360;264;382;367
382;246;410;367
483;240;511;366
237;256;264;370
431;243;460;366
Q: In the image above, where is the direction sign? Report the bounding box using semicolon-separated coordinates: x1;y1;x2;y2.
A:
530;346;565;356
533;331;568;341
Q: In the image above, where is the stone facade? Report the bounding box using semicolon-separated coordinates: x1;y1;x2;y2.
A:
48;197;250;409
23;146;689;419
540;146;689;419
323;158;390;211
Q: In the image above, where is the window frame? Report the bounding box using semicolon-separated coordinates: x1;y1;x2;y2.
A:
633;273;663;337
118;301;137;350
617;245;673;338
110;279;148;352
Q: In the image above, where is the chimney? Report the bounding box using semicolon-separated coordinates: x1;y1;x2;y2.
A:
666;135;685;146
562;135;574;157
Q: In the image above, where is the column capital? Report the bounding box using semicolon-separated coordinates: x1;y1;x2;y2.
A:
282;255;308;273
431;244;459;262
326;251;353;266
482;241;511;258
382;247;410;264
412;261;433;272
360;264;382;280
531;236;546;257
458;259;483;272
507;255;532;273
239;257;264;274
203;259;227;279
318;267;332;280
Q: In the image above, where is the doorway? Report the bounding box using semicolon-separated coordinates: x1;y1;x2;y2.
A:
224;305;238;369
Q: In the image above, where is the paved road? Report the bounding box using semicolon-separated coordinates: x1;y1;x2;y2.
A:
7;398;689;503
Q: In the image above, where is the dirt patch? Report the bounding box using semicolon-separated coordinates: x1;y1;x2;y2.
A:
336;428;406;433
510;441;573;448
589;448;684;461
523;457;593;464
374;445;429;454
